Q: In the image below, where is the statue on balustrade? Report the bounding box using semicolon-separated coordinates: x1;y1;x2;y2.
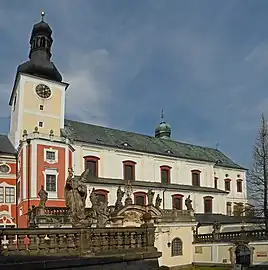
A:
185;195;193;211
38;185;48;208
89;187;110;227
115;186;125;210
212;220;221;234
155;194;162;209
147;189;155;205
64;168;89;227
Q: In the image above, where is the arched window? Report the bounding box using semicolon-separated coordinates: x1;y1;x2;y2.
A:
134;191;146;206
172;194;184;210
123;160;136;181
171;237;183;256
191;170;201;186
160;165;171;184
84;156;100;178
94;189;109;203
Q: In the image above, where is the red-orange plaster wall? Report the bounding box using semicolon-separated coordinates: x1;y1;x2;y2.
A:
36;144;66;200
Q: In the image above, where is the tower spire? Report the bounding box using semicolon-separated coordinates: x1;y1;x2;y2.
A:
161;109;164;122
41;11;45;22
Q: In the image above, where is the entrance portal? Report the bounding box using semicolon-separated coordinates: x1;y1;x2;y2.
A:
235;244;251;267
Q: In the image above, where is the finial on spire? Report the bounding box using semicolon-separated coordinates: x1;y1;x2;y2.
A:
41;11;45;22
161;109;164;122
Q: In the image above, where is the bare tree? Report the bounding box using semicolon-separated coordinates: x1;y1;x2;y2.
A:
248;113;268;230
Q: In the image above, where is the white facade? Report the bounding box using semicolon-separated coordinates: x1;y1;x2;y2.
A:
72;142;247;215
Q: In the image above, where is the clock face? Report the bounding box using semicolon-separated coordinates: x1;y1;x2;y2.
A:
35;84;51;99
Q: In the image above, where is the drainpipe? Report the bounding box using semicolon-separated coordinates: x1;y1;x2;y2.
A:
162;187;167;209
26;139;31;211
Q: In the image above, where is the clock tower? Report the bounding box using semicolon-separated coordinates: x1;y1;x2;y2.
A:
8;13;69;148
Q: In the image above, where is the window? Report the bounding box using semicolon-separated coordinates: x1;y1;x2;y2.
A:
224;179;231;191
172;194;184;210
191;170;201;186
46;151;55;161
0;164;10;174
38;121;43;128
39;105;44;110
84;156;100;178
17;181;21;200
5;187;15;203
214;177;218;189
237;180;243;193
227;202;232;216
0;187;3;203
171;238;183;256
134;192;146;206
204;196;213;214
160;166;171;184
94;189;109;203
123;160;136;181
46;174;56;192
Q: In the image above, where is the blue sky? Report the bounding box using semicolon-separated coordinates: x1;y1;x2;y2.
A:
0;0;268;168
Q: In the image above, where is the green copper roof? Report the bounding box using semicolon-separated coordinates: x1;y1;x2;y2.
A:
63;119;245;170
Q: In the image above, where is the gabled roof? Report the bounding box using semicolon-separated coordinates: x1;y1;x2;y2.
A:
0;135;16;156
63;119;245;170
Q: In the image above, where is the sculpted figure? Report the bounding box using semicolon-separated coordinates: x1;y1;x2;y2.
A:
147;189;155;206
115;186;125;210
155;194;162;209
212;220;221;234
38;185;48;208
96;200;110;227
64;168;89;226
185;195;193;211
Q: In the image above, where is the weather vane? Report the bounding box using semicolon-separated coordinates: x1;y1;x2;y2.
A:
41;11;45;22
161;109;164;121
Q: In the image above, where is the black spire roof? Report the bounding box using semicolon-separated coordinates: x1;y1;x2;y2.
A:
16;12;62;83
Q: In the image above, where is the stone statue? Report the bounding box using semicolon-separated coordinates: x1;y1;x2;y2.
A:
38;185;48;208
147;189;155;205
212;220;221;234
96;200;110;227
155;194;162;209
185;195;193;211
64;168;89;227
115;186;125;210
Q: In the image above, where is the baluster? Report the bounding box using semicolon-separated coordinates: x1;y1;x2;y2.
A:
131;232;136;248
38;234;48;255
28;234;38;255
67;233;76;254
117;232;123;250
57;234;67;254
17;234;27;253
48;234;57;254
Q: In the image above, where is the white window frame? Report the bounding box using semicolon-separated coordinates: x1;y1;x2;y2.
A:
42;168;59;199
0;187;4;203
5;187;15;203
38;121;44;128
0;163;11;174
44;148;58;164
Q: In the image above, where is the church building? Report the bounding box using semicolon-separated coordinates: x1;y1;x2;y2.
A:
0;14;248;232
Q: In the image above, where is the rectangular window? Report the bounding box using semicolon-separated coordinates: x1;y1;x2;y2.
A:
0;187;3;203
46;174;56;192
225;180;231;191
39;105;44;110
204;198;213;214
237;181;242;192
227;202;232;216
17;181;21;200
124;165;134;181
5;187;15;203
173;197;183;210
85;160;97;177
214;177;218;189
135;195;145;206
38;121;43;128
46;151;56;161
161;169;169;184
192;173;200;186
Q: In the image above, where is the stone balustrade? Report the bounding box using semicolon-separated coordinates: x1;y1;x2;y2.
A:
0;225;156;256
194;229;268;243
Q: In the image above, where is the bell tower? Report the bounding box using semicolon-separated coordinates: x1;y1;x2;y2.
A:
8;12;69;148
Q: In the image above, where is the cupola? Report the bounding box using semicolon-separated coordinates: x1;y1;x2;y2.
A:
155;110;171;139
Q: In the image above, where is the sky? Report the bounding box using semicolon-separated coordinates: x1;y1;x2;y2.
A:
0;0;268;168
